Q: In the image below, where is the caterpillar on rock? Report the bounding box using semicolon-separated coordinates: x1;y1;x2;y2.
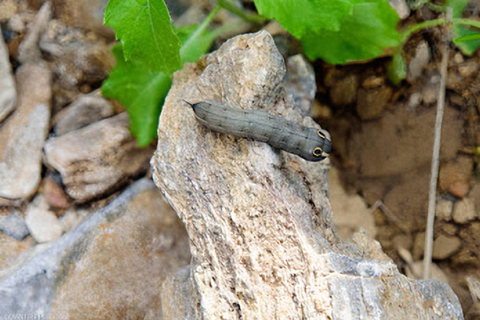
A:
185;100;331;162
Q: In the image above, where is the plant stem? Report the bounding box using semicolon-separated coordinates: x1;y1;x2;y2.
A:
423;7;452;280
453;18;480;29
180;6;221;58
217;0;267;23
401;17;480;45
400;18;445;43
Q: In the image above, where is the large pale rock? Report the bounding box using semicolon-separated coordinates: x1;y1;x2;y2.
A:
0;63;52;200
0;179;190;318
0;27;16;122
44;113;154;202
151;31;463;319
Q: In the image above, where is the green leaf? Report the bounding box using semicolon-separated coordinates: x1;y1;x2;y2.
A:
449;0;480;55
253;0;355;38
301;1;401;64
104;0;182;74
176;25;217;63
102;45;172;146
454;33;480;43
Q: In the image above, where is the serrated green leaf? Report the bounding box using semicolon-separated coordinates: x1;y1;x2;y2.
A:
449;0;480;55
104;0;182;74
102;45;172;146
253;0;356;38
301;1;401;64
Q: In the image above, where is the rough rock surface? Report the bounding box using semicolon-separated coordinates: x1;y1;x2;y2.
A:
44;113;154;202
0;63;52;200
0;179;190;318
0;27;16;123
52;89;115;135
151;31;463;319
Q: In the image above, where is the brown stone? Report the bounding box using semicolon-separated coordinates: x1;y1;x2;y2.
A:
43;175;69;210
439;156;474;195
362;76;384;89
449;181;470;198
432;234;462;260
329;73;358;106
442;223;458;236
356;86;392;120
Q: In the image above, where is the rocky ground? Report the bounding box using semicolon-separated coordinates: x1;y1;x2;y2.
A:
0;0;477;318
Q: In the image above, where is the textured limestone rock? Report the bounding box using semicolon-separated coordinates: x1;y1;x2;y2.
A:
151;31;463;319
44;113;154;202
0;63;52;200
53;90;115;135
0;27;16;123
0;179;190;318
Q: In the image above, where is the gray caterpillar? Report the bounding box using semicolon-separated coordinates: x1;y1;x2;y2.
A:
185;100;331;162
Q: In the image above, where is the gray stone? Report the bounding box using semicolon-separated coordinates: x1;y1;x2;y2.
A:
0;27;16;123
284;55;316;116
453;197;476;224
53;90;115;135
44;113;154;202
0;210;29;240
25;196;63;243
0;63;52;200
0;179;190;318
151;31;463;319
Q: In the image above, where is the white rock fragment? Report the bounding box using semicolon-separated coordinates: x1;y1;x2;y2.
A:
0;63;52;200
0;27;16;123
25;196;63;243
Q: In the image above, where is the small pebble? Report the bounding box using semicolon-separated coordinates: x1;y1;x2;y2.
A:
453;198;476;224
432;234;462;260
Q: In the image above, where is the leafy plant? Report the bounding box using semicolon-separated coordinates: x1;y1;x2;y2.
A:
102;0;480;146
102;1;228;146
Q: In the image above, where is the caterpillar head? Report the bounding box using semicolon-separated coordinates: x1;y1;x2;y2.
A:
312;129;332;161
